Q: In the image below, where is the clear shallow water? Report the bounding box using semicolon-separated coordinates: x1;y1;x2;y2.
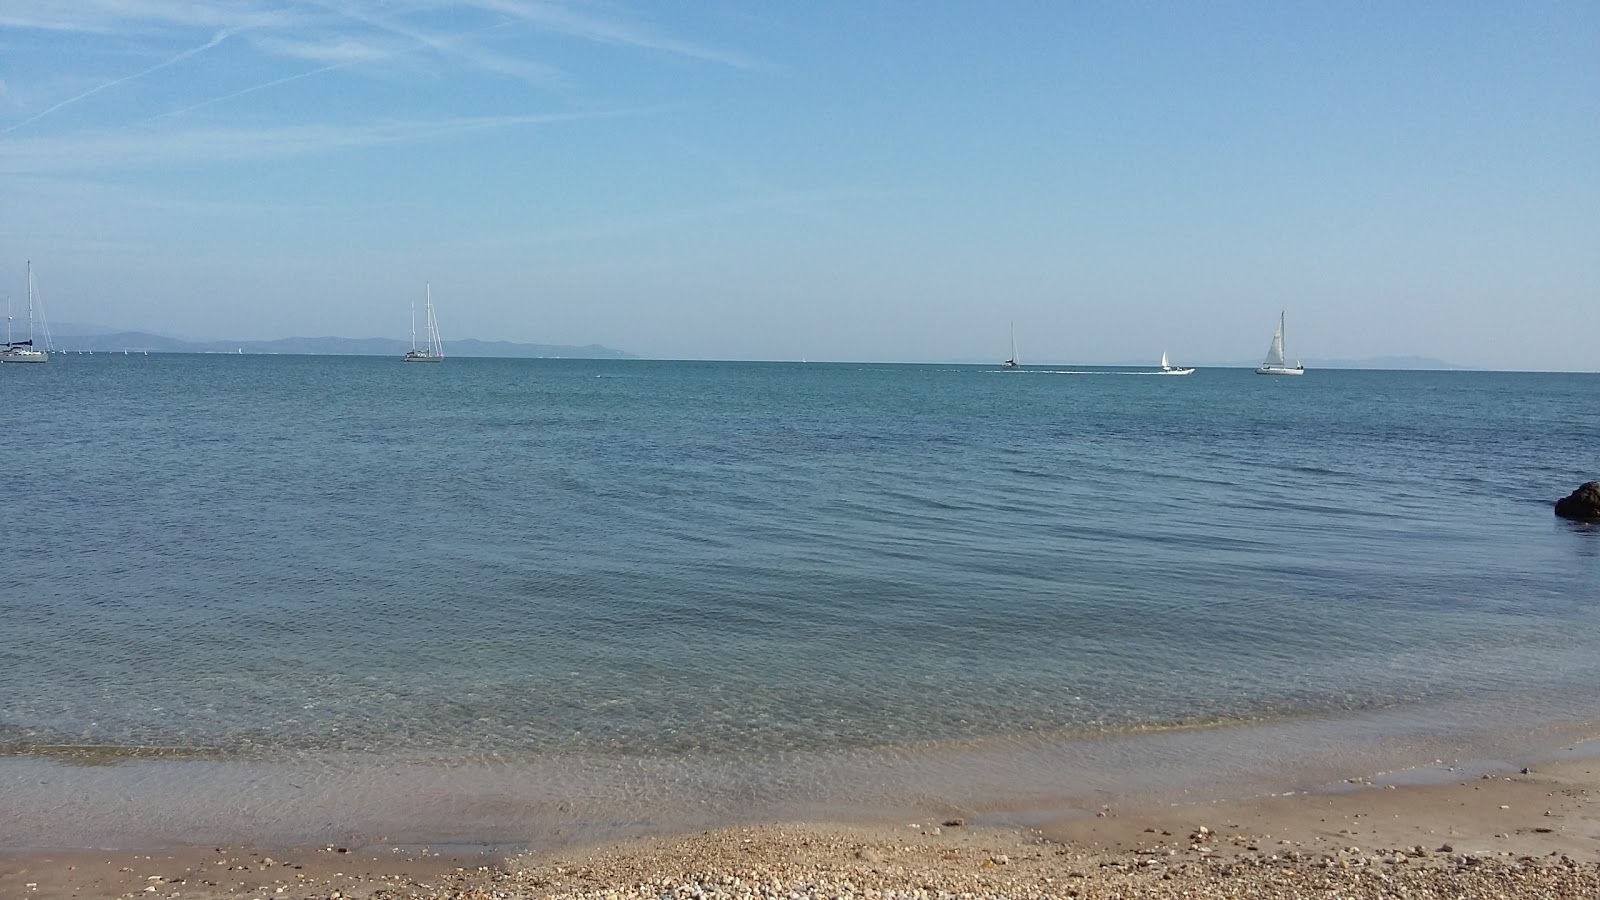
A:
2;356;1598;845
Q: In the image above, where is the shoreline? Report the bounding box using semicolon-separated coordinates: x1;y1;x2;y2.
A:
4;711;1599;851
6;752;1599;899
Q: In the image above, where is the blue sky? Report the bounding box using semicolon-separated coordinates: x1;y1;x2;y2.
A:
1;2;1596;369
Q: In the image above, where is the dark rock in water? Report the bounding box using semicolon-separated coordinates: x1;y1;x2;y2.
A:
1554;482;1600;521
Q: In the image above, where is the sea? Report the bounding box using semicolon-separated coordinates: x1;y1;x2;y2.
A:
1;354;1597;850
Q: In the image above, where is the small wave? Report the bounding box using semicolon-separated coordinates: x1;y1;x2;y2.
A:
1287;465;1345;476
0;743;232;766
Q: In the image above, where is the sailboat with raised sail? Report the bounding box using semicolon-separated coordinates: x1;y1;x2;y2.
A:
1;261;50;363
1157;351;1195;376
1001;322;1020;369
404;282;444;363
1255;311;1304;376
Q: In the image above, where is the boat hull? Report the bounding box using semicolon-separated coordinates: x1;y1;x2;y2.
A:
1158;368;1196;376
0;350;48;363
403;354;443;363
1255;366;1304;376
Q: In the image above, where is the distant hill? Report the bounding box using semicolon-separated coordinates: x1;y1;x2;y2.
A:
49;331;636;359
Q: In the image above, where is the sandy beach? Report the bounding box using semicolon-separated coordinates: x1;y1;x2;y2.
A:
6;750;1598;899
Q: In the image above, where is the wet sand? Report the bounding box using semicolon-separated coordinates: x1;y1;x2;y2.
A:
5;753;1598;899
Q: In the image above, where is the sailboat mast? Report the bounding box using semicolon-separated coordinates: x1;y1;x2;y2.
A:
410;297;417;351
426;283;442;356
26;260;34;341
1280;310;1289;365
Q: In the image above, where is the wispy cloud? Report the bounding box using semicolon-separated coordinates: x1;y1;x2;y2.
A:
1;109;654;173
314;2;571;87
465;0;770;70
2;28;237;135
3;2;764;134
252;33;401;66
2;2;760;155
0;1;295;35
145;31;403;121
153;23;539;123
150;62;354;121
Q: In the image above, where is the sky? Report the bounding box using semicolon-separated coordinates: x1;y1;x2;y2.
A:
1;2;1596;369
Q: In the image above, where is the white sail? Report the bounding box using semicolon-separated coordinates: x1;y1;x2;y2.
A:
1255;311;1303;375
1157;349;1195;375
1262;313;1286;369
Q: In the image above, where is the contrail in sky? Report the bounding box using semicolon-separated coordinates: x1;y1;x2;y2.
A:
152;62;353;121
3;28;236;135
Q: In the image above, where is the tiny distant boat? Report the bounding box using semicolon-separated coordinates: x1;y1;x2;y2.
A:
404;282;444;363
1002;322;1020;369
1255;311;1304;376
1158;351;1195;376
1;261;50;363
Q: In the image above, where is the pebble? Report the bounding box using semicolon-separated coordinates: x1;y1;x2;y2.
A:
45;821;1600;900
380;847;1600;900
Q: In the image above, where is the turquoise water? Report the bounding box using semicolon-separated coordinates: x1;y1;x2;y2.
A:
1;355;1597;846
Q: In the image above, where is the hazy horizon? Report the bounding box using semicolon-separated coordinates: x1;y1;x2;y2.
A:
42;317;1466;366
33;318;1492;369
3;3;1596;371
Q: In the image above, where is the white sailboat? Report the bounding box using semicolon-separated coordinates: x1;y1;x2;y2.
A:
1;261;50;363
1158;351;1195;376
403;282;444;363
1001;322;1020;369
1255;311;1304;376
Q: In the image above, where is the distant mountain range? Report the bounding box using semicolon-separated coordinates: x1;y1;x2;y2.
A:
46;328;635;359
37;325;1462;368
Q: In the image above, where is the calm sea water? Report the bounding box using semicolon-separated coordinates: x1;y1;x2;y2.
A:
1;355;1597;847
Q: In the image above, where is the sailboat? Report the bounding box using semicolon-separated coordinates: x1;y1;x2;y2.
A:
1;261;50;363
403;282;444;363
1157;351;1195;376
1001;322;1020;369
1255;311;1304;376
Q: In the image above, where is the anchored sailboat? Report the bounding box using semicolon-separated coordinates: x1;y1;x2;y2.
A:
1;261;50;363
1157;351;1195;376
1255;311;1304;376
1002;322;1020;369
404;283;444;363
